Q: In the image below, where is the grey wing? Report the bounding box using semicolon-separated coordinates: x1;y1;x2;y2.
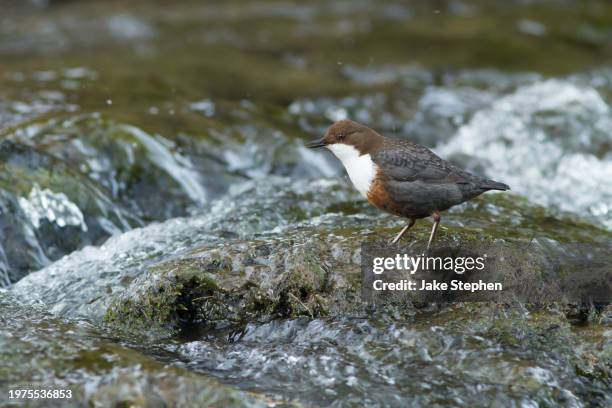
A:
371;143;469;183
371;144;487;215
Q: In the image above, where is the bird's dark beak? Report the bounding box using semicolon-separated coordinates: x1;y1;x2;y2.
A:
306;138;326;149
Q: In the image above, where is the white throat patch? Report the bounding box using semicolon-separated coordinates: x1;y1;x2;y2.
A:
327;143;377;197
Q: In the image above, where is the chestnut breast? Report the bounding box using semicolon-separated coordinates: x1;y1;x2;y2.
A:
366;170;406;217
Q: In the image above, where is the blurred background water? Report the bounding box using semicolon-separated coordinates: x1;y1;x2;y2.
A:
0;0;611;406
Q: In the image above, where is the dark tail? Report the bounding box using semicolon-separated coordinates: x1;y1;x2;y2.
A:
480;179;510;191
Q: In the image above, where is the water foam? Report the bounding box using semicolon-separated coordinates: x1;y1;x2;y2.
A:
438;79;612;228
18;184;88;232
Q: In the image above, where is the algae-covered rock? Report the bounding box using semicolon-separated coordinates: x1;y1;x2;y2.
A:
103;232;362;337
0;291;269;408
10;178;363;320
12;178;611;339
104;212;610;337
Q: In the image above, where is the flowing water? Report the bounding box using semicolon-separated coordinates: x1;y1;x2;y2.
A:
1;0;611;406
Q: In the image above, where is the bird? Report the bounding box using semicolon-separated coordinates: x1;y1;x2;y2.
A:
306;119;509;248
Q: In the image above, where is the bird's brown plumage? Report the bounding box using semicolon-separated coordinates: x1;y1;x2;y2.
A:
307;119;510;246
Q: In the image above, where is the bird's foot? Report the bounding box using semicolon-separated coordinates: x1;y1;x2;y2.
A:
388;219;416;246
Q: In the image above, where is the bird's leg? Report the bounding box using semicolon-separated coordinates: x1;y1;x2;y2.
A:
390;219;415;245
427;212;441;249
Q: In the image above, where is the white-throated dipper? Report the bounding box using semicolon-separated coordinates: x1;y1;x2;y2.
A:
307;119;509;248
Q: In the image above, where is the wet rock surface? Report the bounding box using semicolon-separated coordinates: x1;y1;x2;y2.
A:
13;178;611;330
10;179;611;406
100;187;611;337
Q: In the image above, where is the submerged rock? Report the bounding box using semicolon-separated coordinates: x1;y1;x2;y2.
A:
163;306;611;407
0;111;338;285
7;115;210;221
0;141;139;283
0;291;268;407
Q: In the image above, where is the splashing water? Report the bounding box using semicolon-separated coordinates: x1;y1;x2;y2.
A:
122;125;208;206
11;177;360;318
18;184;88;232
168;315;594;407
438;79;612;228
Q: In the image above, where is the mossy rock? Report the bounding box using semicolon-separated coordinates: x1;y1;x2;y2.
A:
103;193;611;338
11;178;610;339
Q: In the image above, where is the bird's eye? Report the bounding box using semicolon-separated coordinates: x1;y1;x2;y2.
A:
338;133;345;141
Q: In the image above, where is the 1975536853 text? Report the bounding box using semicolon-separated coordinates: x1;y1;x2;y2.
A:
8;389;72;400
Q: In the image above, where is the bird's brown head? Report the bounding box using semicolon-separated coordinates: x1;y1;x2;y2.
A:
306;119;383;155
